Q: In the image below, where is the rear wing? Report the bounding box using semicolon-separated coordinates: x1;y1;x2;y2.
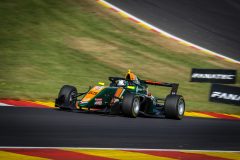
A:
142;80;179;95
109;77;179;95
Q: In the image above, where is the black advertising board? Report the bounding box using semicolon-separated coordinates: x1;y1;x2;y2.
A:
209;84;240;106
190;69;237;84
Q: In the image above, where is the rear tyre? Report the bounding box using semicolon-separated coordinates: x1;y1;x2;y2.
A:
122;93;140;118
57;85;77;110
164;95;185;120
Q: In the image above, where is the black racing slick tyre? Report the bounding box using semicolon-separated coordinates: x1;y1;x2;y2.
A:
57;85;77;110
122;93;140;118
164;95;185;120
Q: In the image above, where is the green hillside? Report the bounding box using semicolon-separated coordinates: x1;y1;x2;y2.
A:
0;0;239;114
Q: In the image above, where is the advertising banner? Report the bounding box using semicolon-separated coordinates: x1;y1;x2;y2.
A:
190;69;237;84
209;84;240;106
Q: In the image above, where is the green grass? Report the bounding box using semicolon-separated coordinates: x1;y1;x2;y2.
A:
0;0;239;114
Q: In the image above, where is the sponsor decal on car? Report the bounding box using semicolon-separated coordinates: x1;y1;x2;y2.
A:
94;86;104;90
88;91;98;95
79;101;88;105
94;98;103;105
81;86;106;102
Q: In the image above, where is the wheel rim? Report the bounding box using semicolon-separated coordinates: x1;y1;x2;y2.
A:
178;99;185;115
133;98;140;114
69;91;76;104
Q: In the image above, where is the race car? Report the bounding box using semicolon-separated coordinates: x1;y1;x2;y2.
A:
55;70;185;119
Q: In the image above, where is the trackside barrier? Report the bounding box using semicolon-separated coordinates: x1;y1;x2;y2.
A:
190;69;237;84
210;84;240;106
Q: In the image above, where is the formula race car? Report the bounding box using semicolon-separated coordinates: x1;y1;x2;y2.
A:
55;70;185;119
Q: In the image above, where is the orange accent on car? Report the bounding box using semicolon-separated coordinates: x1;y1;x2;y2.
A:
126;72;137;81
81;86;105;102
145;80;162;85
114;87;123;98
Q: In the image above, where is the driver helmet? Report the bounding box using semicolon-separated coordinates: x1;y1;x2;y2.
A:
117;79;126;86
125;69;140;84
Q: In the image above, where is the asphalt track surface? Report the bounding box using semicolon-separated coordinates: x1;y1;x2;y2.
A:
0;106;240;151
106;0;240;61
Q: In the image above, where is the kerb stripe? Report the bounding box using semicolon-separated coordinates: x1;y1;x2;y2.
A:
66;149;176;160
2;149;115;160
132;150;234;160
0;150;48;160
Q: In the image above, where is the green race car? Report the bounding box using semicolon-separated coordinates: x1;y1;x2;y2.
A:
55;70;185;119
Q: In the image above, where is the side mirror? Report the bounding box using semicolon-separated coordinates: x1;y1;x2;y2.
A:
98;82;105;86
127;86;135;90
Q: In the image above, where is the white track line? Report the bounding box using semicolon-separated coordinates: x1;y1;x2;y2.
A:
98;0;240;64
0;102;13;106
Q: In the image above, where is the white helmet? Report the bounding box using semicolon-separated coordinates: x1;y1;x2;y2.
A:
117;80;126;86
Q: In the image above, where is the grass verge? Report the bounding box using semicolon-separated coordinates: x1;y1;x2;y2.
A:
0;0;239;114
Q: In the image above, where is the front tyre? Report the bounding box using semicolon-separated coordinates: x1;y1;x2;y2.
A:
56;85;77;110
122;93;140;118
164;95;185;120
